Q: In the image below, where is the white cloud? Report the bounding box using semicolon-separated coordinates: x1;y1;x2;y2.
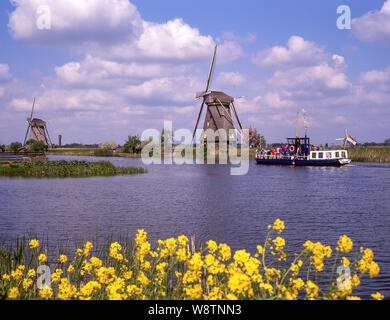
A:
215;72;246;88
8;0;142;45
253;36;350;93
359;66;390;84
105;19;215;62
252;36;327;68
352;0;390;45
0;64;12;82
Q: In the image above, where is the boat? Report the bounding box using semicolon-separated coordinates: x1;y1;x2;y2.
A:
255;137;351;166
255;108;352;166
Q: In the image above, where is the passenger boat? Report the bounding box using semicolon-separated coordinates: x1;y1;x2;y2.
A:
255;137;351;166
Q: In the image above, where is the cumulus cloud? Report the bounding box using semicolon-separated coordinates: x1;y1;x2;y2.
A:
359;66;390;84
352;0;390;45
8;0;142;45
0;64;12;83
252;36;327;68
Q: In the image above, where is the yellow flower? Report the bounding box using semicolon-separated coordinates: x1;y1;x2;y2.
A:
8;287;19;299
272;219;285;234
219;243;231;261
38;254;47;264
178;235;189;246
368;262;380;278
2;274;10;281
67;265;75;273
79;281;101;300
90;257;103;268
337;235;353;253
184;284;203;300
23;278;33;290
137;271;150;287
371;292;384;300
29;239;39;249
206;240;218;253
58;278;77;300
83;242;93;257
341;257;350;267
27;269;36;278
305;280;319;300
51;269;63;283
39;286;53;300
59;254;67;264
346;296;361;300
11;268;23;281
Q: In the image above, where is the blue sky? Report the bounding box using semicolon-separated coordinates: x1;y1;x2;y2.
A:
0;0;389;145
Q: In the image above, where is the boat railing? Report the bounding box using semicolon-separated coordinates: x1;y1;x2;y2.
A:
255;154;310;160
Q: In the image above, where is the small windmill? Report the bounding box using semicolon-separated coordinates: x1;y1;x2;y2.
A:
336;129;357;147
23;98;53;147
192;45;243;143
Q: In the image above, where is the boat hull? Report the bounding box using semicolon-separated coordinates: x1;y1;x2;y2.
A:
255;157;351;166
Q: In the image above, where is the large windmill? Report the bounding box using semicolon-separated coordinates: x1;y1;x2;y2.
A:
192;45;243;144
23;98;53;148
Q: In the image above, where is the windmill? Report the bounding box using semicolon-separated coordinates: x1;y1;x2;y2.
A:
336;129;357;147
192;45;243;144
23;98;53;148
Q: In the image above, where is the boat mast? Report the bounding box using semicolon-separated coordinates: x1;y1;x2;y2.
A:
296;107;299;138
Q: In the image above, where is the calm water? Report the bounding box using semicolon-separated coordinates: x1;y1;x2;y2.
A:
1;155;389;298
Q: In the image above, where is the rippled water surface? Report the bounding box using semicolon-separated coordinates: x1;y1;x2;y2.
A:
1;155;389;298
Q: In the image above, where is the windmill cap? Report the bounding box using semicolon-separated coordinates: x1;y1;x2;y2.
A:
204;91;234;104
29;118;46;126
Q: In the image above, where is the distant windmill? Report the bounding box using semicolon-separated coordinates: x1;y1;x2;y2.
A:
23;98;53;147
336;129;357;147
192;45;243;143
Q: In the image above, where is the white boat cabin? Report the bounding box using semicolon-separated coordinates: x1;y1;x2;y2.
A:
310;150;349;160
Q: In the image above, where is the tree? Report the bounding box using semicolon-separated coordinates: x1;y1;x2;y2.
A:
385;139;390;146
161;128;173;145
9;142;22;152
256;134;267;148
123;135;141;154
26;140;46;152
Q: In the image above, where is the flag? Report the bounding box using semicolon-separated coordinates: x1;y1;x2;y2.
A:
346;135;357;147
302;108;309;129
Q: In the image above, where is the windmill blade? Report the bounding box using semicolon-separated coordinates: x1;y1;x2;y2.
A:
192;45;217;142
23;124;31;146
231;102;243;131
192;98;206;142
205;45;217;93
29;97;36;120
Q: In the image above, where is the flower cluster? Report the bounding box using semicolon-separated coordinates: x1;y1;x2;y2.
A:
0;220;384;300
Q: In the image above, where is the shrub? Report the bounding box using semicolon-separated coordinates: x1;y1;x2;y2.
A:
98;142;118;150
26;140;46;152
9;142;22;153
123;136;141;154
94;149;113;157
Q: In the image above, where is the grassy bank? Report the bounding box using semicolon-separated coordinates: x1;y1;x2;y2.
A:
0;160;147;177
346;146;390;163
0;219;384;300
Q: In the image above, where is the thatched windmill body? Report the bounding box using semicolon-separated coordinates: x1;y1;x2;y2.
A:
23;98;53;147
192;46;243;143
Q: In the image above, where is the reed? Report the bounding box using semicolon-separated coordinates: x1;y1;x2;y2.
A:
0;160;147;177
347;146;390;163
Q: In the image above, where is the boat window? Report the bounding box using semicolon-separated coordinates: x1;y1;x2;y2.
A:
318;152;323;159
335;152;340;158
326;152;332;159
312;152;317;159
341;151;346;158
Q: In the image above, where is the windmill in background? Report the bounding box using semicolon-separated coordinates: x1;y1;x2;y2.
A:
23;98;53;148
336;129;357;147
192;45;243;144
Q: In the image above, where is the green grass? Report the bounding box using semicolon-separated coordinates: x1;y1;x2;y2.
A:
347;146;390;163
0;160;147;177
